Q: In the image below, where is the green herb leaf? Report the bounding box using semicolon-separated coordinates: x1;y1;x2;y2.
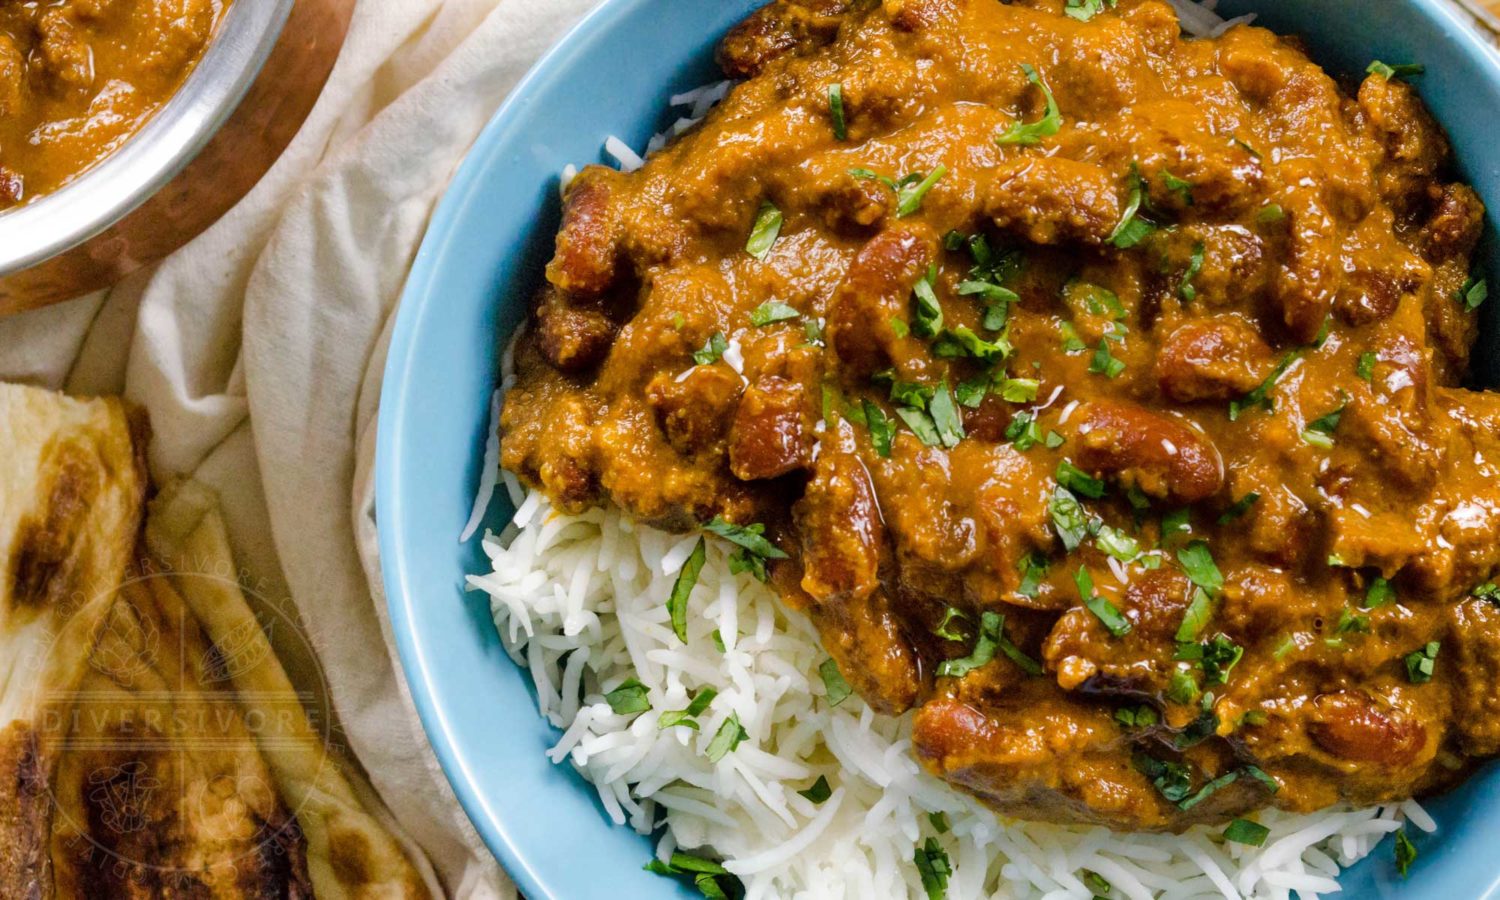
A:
1395;828;1418;877
1200;633;1244;685
1134;753;1192;803
1077;567;1132;636
864;399;894;458
938;610;1001;678
1404;641;1439;683
1089;339;1126;378
704;517;788;563
1161;508;1192;539
1162;170;1194;205
911;266;944;338
1218;492;1260;524
829;82;847;140
996;616;1044;676
896;406;943;446
798;775;832;804
1083;871;1112;896
1336;607;1370;634
1175;588;1214;642
1229;351;1297;420
1460;276;1489;310
668;537;708;643
1045;430;1065;449
605;678;652;716
1474;582;1500;603
750;300;800;327
998;377;1040;403
849;167;898;190
929;811;951;834
1108;166;1155;248
693;332;728;365
659;687;718;730
1356;351;1377;382
1017;552;1049;598
932;325;1012;364
1305;398;1347;435
1096;524;1140;562
1174;708;1220;749
996;63;1062;146
694;873;729;899
1177;541;1224;593
1179;241;1206;301
897;165;948;218
913;837;952;900
1050;485;1092;551
705;712;749;762
1006;411;1043;450
1167;669;1201;704
1179;769;1240;811
929;379;965;448
1256;202;1286;224
1367;60;1425;79
1115;705;1159;728
934;607;970;643
1056;459;1106;498
746;202;783;260
820;658;853;706
1060;320;1087;353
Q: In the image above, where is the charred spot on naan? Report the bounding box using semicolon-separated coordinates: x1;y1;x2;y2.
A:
0;721;52;895
8;440;102;611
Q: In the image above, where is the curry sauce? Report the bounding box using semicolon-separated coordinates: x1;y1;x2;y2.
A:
502;0;1497;830
0;0;229;207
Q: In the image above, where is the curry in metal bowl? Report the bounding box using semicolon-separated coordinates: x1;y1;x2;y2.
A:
500;0;1495;832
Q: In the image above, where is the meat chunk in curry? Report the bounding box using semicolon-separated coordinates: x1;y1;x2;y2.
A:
0;0;228;207
501;0;1496;831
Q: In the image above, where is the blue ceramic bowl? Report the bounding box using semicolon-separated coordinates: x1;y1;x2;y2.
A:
376;2;1500;897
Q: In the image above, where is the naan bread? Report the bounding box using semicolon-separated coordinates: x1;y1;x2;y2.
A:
0;384;148;896
0;383;433;898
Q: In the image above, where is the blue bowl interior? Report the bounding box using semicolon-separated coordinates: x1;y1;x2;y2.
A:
375;1;1500;898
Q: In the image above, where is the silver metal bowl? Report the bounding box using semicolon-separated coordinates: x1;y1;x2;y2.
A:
0;0;354;315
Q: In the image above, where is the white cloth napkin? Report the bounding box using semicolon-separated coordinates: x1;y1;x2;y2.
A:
0;0;599;894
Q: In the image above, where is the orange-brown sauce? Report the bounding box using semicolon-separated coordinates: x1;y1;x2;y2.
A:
0;0;229;207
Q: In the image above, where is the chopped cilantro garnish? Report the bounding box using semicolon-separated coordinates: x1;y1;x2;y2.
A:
1006;411;1043;450
1218;492;1260;524
1108;166;1155;248
1064;0;1115;19
1404;641;1439;683
1115;705;1159;728
996;63;1061;146
1096;524;1140;562
864;400;894;458
1176;540;1224;593
704;712;749;762
958;279;1019;305
1367;60;1425;79
935;608;970;643
1017;552;1049;598
938;610;1001;677
888;379;933;409
928;379;966;448
1256;203;1286;224
828;82;847;140
1060;320;1087;353
1050;485;1092;550
693;332;728;365
1395;828;1418;877
1134;753;1192;803
1167;669;1201;704
1474;582;1500;603
1056;459;1106;498
955;374;990;408
604;678;651;716
911;265;944;337
1179;241;1205;301
1083;871;1113;897
1173;708;1220;749
659;687;718;729
896;165;948;218
1335;607;1370;634
1089;339;1126;377
799;775;833;804
1460;276;1489;310
750;300;799;326
896;406;943;446
1305;397;1347;435
1178;769;1240;811
995;615;1044;676
704;517;788;563
849;167;897;189
1076;567;1131;636
1229;351;1297;420
998;377;1039;402
1356;351;1377;382
668;537;707;643
1365;577;1395;608
1045;430;1065;449
1175;588;1214;642
745;201;782;260
1161;508;1192;539
820;658;853;706
914;838;952;900
1199;633;1244;685
933;325;1011;364
1162;170;1194;205
929;811;951;834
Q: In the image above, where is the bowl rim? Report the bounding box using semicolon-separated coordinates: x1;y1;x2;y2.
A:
0;0;293;275
376;1;1500;897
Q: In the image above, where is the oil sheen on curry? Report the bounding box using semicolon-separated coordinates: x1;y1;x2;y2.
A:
0;0;229;207
501;0;1496;831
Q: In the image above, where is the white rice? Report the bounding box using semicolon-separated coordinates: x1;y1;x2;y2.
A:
470;494;1430;899
467;3;1431;896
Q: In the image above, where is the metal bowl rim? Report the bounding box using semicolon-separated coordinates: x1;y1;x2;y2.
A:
0;0;295;276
